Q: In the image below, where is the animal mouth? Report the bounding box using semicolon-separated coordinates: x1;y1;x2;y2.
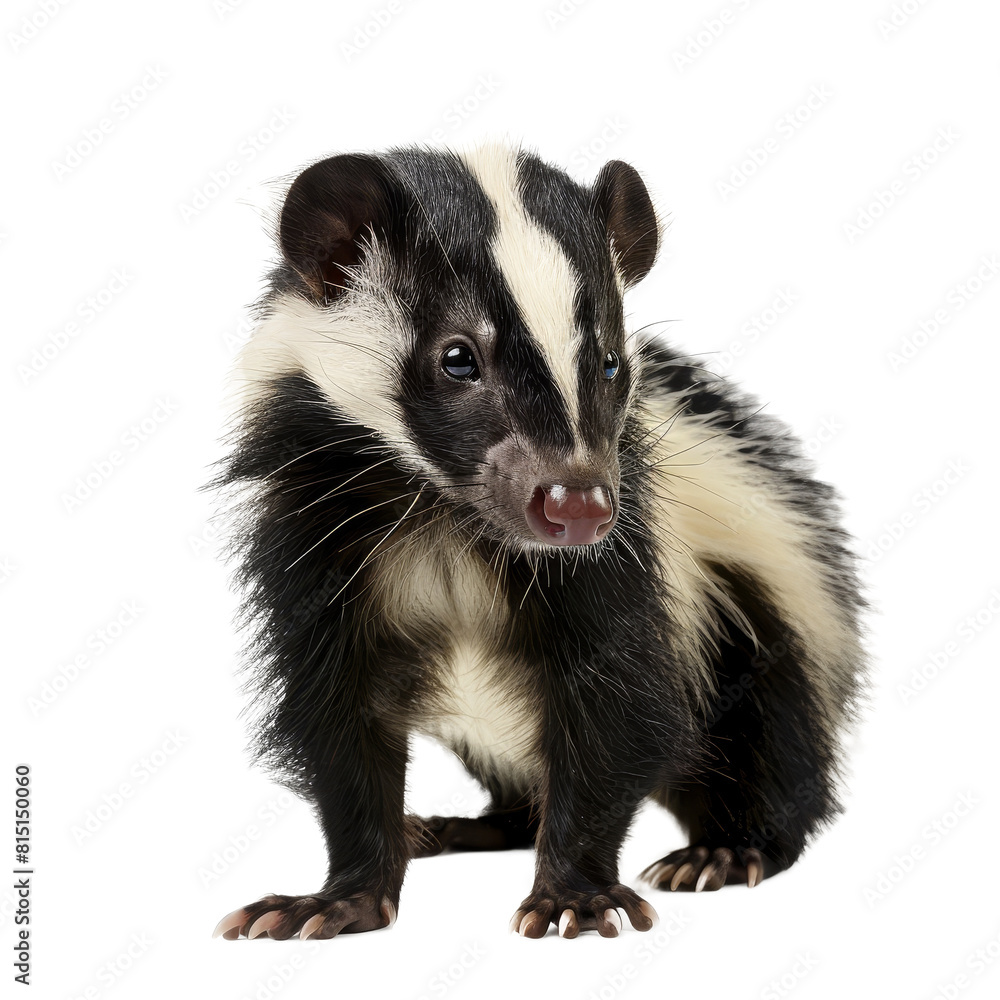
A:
525;485;617;547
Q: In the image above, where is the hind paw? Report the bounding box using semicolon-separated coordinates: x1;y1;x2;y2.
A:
640;846;766;892
407;807;536;858
213;890;396;940
407;814;509;857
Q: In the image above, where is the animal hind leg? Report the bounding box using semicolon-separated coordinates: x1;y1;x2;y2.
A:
408;797;538;857
642;569;851;892
408;754;538;857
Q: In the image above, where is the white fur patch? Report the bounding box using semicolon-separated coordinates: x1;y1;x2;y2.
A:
233;257;428;475
460;143;583;434
373;520;539;789
639;382;860;723
430;641;540;790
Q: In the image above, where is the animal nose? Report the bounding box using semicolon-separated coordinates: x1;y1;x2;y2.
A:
526;485;617;546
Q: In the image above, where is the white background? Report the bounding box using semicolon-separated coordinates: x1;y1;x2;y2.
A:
4;0;999;998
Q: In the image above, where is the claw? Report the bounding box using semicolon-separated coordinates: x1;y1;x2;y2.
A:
645;862;679;888
518;911;549;938
638;900;659;927
299;914;326;940
558;909;578;938
247;910;283;940
379;899;397;928
695;865;713;892
213;907;249;940
641;862;667;886
603;908;622;935
746;857;763;888
670;863;695;891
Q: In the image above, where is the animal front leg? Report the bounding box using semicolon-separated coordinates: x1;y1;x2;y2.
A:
510;767;658;939
214;721;410;940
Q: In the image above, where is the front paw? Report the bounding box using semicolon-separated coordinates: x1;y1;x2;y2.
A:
510;882;657;939
213;890;396;940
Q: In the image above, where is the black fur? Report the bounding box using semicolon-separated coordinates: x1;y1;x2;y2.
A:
212;145;865;941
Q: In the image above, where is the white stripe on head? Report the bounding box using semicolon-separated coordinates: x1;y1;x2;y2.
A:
460;143;583;433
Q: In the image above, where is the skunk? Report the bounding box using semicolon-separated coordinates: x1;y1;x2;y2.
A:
212;143;865;941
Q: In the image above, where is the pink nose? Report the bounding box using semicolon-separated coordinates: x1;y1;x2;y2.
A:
526;485;616;546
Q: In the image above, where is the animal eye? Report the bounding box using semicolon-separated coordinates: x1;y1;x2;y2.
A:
603;350;620;380
441;343;480;381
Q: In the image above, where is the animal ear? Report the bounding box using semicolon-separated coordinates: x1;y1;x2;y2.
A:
279;154;401;303
593;160;660;288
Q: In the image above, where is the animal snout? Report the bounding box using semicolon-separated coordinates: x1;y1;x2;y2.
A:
526;484;617;546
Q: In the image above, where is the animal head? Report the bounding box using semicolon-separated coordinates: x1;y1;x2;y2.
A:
243;143;660;551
